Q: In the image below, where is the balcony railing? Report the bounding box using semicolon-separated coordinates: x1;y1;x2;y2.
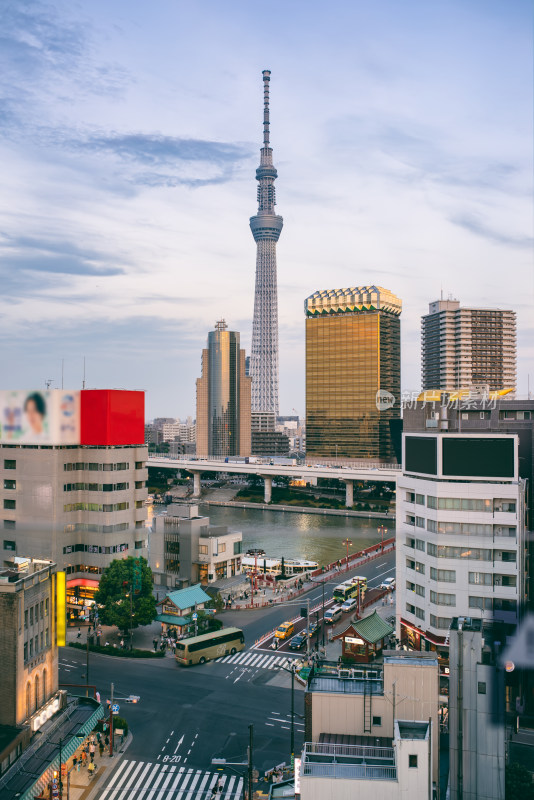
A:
302;741;397;781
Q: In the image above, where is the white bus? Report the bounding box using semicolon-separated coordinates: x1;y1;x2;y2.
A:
175;628;245;666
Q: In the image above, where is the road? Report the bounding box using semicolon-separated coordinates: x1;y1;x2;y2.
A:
58;549;395;796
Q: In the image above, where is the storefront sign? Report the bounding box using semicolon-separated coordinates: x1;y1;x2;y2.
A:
345;636;365;645
31;696;60;732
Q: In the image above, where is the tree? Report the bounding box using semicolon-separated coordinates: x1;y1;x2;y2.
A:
94;557;157;632
506;762;534;799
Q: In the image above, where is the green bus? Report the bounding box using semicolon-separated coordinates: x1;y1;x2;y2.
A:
175;627;245;666
333;577;367;603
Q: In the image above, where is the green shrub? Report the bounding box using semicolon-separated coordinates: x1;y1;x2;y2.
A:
69;642;165;658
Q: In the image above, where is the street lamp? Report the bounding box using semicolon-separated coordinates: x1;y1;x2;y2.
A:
378;525;387;553
342;538;352;572
280;662;297;765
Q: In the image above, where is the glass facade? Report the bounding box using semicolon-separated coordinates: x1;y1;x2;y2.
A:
196;322;252;457
305;287;401;461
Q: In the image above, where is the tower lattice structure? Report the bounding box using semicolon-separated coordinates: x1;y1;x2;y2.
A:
250;70;283;415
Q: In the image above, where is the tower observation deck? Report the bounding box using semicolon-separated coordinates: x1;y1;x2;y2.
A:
250;70;283;415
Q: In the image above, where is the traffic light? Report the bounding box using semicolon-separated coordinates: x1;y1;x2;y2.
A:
300;607;308;618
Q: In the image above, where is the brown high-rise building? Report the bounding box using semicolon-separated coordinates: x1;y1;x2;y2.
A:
196;321;251;458
421;298;516;391
305;286;402;462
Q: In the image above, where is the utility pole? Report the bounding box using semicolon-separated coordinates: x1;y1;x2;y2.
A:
109;682;114;757
58;737;63;799
342;538;352;571
247;724;254;800
290;665;295;763
85;633;90;697
130;585;133;650
378;525;387;554
306;597;311;660
322;580;325;648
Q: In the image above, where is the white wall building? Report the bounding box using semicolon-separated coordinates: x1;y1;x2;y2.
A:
396;433;524;657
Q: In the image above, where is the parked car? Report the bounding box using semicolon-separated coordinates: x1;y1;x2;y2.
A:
380;577;396;591
324;606;342;625
289;632;307;650
275;621;295;640
341;598;358;613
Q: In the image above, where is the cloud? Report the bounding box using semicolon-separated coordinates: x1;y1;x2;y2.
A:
0;234;125;298
449;213;533;249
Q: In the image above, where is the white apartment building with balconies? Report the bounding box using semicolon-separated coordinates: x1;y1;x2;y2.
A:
396;433;524;658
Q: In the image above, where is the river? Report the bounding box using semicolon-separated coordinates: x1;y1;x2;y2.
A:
198;504;394;567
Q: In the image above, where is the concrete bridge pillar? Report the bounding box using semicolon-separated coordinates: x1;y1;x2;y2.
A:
190;471;201;497
344;480;354;508
262;476;273;504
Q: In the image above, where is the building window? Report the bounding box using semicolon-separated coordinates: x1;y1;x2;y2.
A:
135;481;145;489
3;499;16;510
218;543;226;553
430;568;456;582
29;607;33;625
469;572;492;585
409;755;418;768
24;642;28;660
45;598;49;617
430;591;456;606
198;545;208;555
24;609;28;629
4;460;16;470
416;494;425;505
372;716;382;726
469;596;492;610
416;517;425;529
415;607;425;620
135;462;145;469
3;520;16;530
478;682;487;694
3;479;16;490
3;539;16;550
29;639;33;657
39;601;43;619
135;540;144;550
233;541;242;555
427;496;437;509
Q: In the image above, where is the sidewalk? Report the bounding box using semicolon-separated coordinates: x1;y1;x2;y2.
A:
59;732;132;800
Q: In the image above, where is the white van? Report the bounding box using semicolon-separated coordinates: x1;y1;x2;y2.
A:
324;605;342;625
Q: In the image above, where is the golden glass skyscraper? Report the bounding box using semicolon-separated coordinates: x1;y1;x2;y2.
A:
305;286;402;462
196;321;251;458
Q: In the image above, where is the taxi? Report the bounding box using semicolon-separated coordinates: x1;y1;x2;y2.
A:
274;621;295;640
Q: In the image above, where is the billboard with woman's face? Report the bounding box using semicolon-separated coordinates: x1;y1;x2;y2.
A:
0;390;80;444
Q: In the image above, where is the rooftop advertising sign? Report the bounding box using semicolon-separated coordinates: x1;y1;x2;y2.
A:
0;390;80;445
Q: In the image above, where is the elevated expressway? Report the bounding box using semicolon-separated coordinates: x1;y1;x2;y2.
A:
147;456;401;506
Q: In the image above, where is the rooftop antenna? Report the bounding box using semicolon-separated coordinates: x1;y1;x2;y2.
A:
82;356;86;390
262;69;271;148
45;379;53;389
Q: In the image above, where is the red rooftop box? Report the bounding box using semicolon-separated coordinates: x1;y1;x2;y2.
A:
80;390;144;446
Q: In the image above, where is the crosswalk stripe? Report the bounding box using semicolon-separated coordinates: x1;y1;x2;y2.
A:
183;769;202;798
115;761;148;797
154;765;177;799
176;767;196;798
168;767;185;793
254;654;270;668
194;772;211;798
136;762;165;798
232;652;249;664
100;759;136;797
223;775;236;799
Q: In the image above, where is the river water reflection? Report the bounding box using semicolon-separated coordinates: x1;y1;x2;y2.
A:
199;504;394;567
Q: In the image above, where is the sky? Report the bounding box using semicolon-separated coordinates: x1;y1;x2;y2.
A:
0;0;532;419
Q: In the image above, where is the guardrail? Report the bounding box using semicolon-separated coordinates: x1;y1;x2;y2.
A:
149;455;401;470
301;761;397;780
304;741;395;761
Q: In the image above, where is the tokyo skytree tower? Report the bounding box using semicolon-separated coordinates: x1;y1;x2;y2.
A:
250;70;283;415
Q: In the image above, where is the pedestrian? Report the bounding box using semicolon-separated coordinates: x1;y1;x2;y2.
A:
89;742;95;761
77;628;82;639
99;741;104;757
105;735;110;748
88;760;96;778
96;691;101;704
81;749;87;767
153;637;158;652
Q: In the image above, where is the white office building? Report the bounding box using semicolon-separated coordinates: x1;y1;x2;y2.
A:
396;432;525;658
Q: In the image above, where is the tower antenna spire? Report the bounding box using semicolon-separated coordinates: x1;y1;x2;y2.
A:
262;69;271;148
